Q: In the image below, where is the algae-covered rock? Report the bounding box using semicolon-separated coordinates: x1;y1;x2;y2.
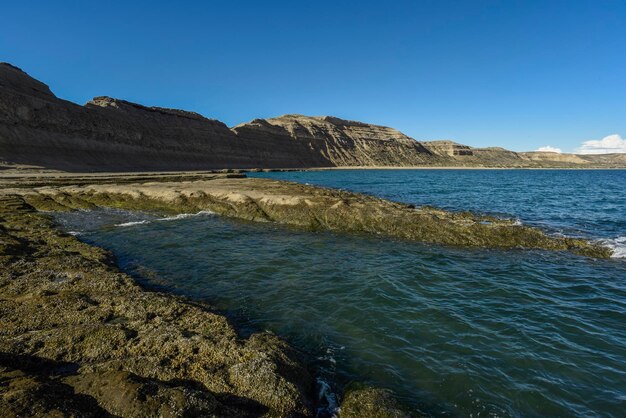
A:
0;172;616;416
16;174;613;258
0;354;112;417
0;197;313;416
339;386;414;418
65;370;229;417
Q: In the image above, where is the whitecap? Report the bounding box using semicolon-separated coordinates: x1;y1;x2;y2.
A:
600;236;626;259
156;210;215;222
115;220;151;227
114;211;214;227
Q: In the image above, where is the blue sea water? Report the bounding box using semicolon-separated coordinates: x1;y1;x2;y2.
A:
54;169;626;417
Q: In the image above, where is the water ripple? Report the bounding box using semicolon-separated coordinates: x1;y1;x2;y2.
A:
53;169;626;417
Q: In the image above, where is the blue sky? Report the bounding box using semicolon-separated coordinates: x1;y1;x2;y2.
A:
2;0;625;153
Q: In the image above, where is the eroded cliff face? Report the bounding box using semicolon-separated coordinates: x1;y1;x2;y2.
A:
521;151;626;167
420;140;626;168
1;62;625;171
233;115;440;166
0;64;333;171
0;64;437;171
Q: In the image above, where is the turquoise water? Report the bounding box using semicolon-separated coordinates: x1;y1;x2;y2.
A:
54;170;626;417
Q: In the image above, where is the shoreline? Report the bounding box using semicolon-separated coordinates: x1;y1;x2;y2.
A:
0;196;315;416
2;164;626;180
13;174;613;257
0;173;426;417
0;171;617;416
1;194;412;417
304;165;626;170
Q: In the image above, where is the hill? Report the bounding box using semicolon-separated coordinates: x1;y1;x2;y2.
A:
1;63;624;171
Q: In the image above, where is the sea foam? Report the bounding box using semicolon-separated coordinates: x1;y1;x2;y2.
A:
156;210;215;221
115;211;214;227
316;377;339;417
115;220;151;227
600;236;626;258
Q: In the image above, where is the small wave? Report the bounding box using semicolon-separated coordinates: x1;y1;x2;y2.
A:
68;231;82;236
114;211;215;227
115;220;151;227
601;236;626;258
156;210;214;222
315;377;339;418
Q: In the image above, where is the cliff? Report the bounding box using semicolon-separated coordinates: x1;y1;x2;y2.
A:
233;114;442;166
0;63;438;171
421;140;626;168
0;64;330;171
1;63;625;171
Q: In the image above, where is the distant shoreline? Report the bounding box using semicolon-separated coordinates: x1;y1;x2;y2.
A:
303;166;626;171
1;165;626;179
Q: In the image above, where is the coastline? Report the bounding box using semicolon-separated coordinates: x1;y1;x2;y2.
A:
2;163;626;180
3;173;611;257
0;195;314;416
0;171;617;416
0;173;424;417
306;166;626;170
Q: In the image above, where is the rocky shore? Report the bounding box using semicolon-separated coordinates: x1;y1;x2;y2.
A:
0;172;614;417
0;195;315;416
3;173;611;258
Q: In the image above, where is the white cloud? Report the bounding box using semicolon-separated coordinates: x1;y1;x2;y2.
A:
535;146;562;153
576;134;626;154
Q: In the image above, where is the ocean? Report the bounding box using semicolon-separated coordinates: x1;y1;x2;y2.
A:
53;169;626;417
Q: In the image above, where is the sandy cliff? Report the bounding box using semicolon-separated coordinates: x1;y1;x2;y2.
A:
233;115;441;166
1;63;624;171
0;63;439;171
0;64;331;171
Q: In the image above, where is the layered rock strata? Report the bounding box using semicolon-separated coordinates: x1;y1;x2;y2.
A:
3;62;624;171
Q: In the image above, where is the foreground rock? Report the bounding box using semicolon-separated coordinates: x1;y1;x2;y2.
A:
339;386;413;418
0;172;613;416
0;195;313;416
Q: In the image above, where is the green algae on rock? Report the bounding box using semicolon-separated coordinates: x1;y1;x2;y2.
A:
339;386;415;418
0;172;615;416
14;174;613;258
0;195;313;417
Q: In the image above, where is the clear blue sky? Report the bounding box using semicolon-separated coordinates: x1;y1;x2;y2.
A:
2;0;625;152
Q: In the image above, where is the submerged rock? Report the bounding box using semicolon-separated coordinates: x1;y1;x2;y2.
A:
339;386;414;418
